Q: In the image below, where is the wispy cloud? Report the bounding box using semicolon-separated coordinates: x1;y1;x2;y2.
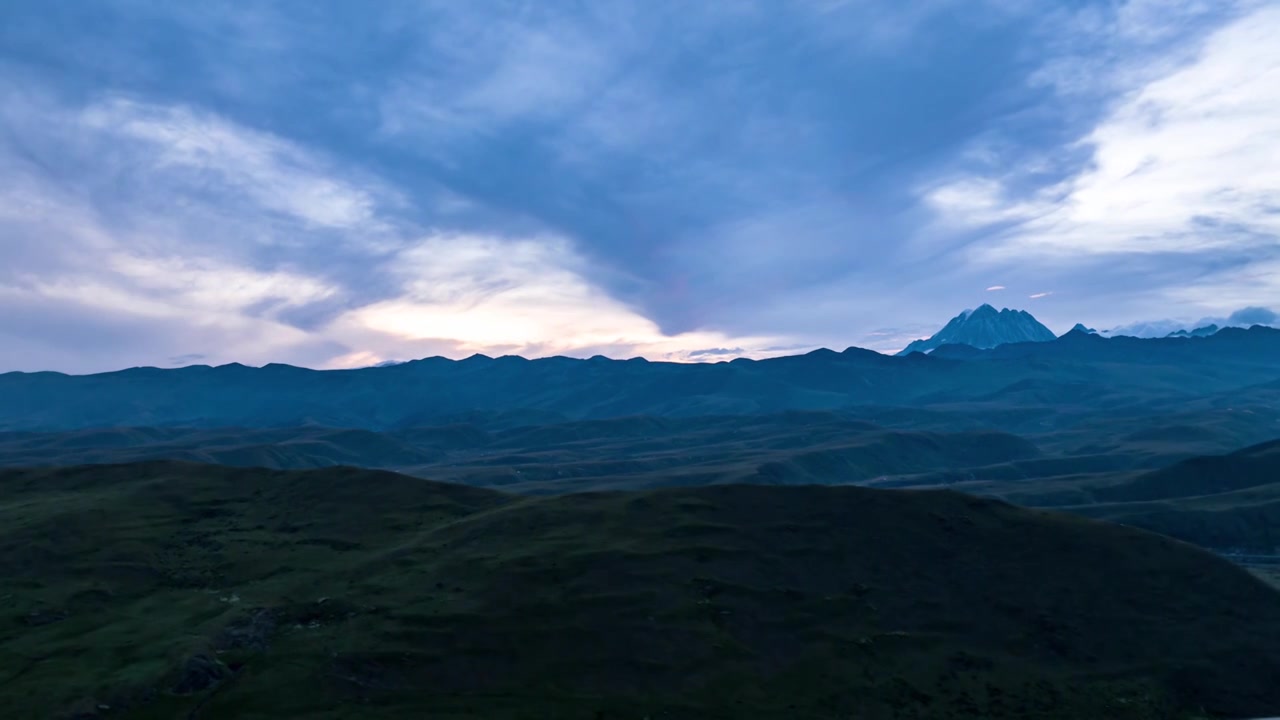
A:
986;285;1006;291
924;1;1280;327
377;9;623;147
951;3;1280;255
1029;292;1053;299
1030;7;1280;254
0;78;793;371
1102;304;1278;337
82;99;385;231
29;254;337;321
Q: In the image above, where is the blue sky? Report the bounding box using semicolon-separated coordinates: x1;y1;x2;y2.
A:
1;0;1277;372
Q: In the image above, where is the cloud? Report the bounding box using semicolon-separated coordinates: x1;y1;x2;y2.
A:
331;233;791;365
0;83;382;370
923;178;1047;229
947;3;1280;256
852;325;944;355
919;1;1280;329
29;254;336;321
686;347;747;358
0;243;346;370
0;80;795;371
0;280;351;373
354;0;1066;339
81;99;386;231
377;10;622;146
1228;306;1279;326
1099;319;1187;338
1101;304;1277;337
1028;292;1053;299
985;285;1006;291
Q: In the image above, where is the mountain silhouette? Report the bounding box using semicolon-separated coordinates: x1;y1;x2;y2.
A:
896;304;1056;355
2;326;1278;431
1167;324;1220;338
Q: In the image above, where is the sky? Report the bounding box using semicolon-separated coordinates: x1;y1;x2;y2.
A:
1;0;1278;373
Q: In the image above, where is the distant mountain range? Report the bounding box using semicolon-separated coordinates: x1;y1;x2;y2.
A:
900;305;1273;353
2;324;1277;431
1167;324;1220;338
897;304;1056;355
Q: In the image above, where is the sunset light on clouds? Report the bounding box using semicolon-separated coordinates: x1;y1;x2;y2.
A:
1;0;1277;371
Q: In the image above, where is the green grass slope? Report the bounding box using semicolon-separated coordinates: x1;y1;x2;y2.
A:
0;416;1043;493
2;463;1279;719
0;427;445;469
979;440;1280;552
1091;440;1280;503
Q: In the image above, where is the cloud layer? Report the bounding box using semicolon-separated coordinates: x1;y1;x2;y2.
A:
0;0;1276;371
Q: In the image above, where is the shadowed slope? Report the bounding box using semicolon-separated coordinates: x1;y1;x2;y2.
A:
0;416;1044;492
2;464;1279;719
1057;440;1280;552
1093;439;1280;503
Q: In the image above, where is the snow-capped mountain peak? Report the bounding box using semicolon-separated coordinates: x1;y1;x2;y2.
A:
897;305;1056;355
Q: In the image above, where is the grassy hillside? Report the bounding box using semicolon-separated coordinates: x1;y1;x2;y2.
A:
948;440;1280;552
3;463;1279;719
1253;565;1280;590
0;426;446;470
1090;440;1280;503
0;415;1044;492
4;416;1279;556
8;408;1273;495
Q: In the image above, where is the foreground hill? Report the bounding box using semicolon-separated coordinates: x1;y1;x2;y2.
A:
1;327;1278;431
3;463;1279;719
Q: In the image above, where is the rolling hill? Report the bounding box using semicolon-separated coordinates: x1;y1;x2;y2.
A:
1063;440;1280;553
3;462;1280;719
1091;439;1280;504
921;439;1280;554
0;415;1043;493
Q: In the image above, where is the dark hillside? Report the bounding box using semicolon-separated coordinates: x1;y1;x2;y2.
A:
952;440;1280;553
1092;439;1280;503
0;418;1044;492
2;463;1279;719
